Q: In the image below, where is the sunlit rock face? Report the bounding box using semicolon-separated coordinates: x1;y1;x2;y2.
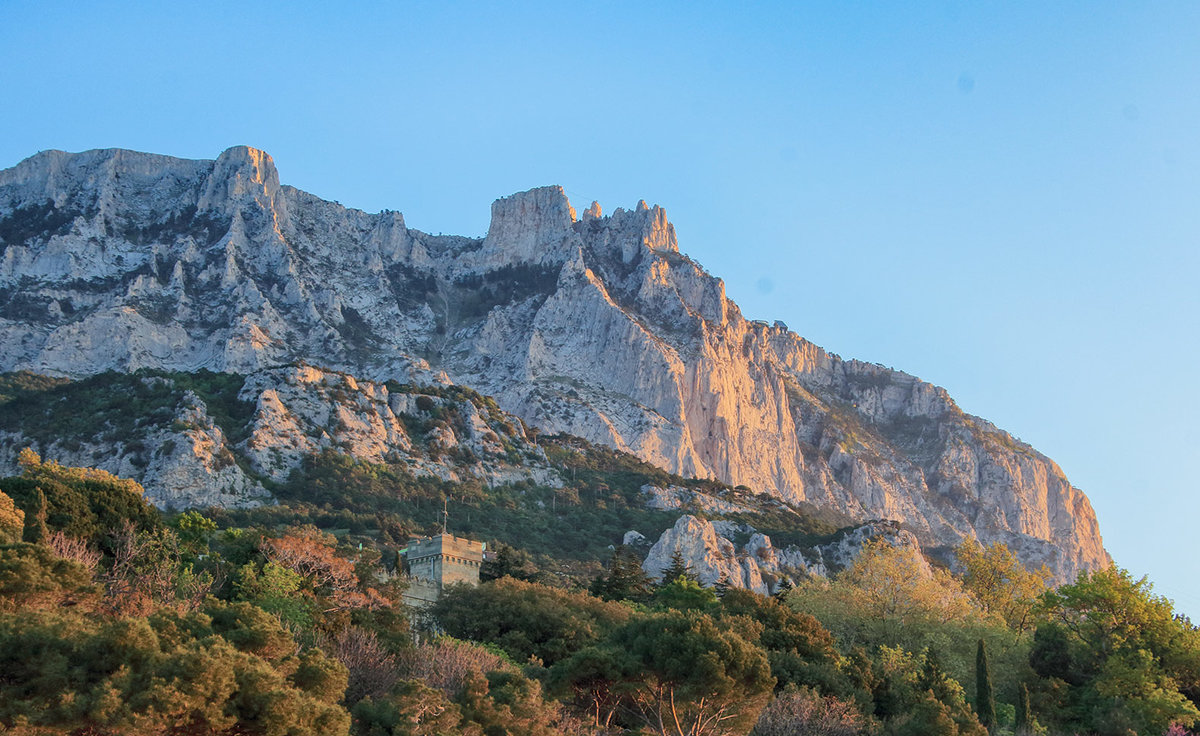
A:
0;147;1108;580
640;514;927;594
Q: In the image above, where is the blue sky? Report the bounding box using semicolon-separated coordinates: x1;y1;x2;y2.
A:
3;1;1198;614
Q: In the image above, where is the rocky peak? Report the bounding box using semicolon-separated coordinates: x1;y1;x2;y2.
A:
573;199;679;266
198;146;283;217
478;185;579;267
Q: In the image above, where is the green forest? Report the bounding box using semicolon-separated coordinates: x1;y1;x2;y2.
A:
1;446;1198;736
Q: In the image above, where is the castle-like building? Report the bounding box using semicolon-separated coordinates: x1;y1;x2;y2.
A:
400;533;485;608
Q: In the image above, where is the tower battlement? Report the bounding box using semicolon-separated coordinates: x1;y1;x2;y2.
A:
400;533;484;608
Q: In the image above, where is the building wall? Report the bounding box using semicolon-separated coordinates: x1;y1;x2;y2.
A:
401;534;484;609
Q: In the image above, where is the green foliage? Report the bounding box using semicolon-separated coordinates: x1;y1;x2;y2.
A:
1030;566;1200;735
0;602;349;735
859;645;986;736
172;509;218;555
975;639;996;732
0;369;254;456
2;451;161;554
654;577;719;612
433;577;631;666
352;679;465;735
0;370;71;406
0;542;99;612
659;549;698;587
719;588;848;697
556;609;775;735
480;543;539;583
1015;682;1033;735
789;541;1029;707
0;200;88;245
590;544;654;603
237;560;313;628
450;263;561;322
457;669;571;736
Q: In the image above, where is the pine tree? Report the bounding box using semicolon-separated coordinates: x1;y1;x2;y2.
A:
591;545;653;602
1015;682;1033;735
773;576;794;601
659;550;696;587
976;639;997;733
714;573;731;598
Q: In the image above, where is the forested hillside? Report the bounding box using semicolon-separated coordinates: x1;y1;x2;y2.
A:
0;452;1195;736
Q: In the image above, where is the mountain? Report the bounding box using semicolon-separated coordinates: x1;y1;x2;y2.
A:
0;146;1107;581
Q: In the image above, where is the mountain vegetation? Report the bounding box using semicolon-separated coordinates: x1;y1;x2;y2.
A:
0;453;1196;735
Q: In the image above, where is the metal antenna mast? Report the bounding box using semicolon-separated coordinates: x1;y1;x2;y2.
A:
442;497;449;536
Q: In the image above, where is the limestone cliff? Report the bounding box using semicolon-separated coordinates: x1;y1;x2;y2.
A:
0;366;557;509
0;147;1108;579
640;514;925;594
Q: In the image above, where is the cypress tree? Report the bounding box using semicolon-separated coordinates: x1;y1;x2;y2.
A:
23;486;49;543
976;638;997;733
1015;682;1033;735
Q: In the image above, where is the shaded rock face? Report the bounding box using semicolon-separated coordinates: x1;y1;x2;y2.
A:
0;147;1107;580
641;514;924;594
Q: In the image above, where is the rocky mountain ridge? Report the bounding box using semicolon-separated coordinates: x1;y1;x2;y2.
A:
0;146;1108;580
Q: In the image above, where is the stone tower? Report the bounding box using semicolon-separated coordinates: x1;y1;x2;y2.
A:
400;533;485;608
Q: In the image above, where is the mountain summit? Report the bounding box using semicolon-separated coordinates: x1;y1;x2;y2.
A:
0;147;1107;580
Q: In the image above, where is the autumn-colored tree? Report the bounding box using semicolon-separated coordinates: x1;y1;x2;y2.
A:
0;488;24;544
263;527;358;593
261;526;390;614
836;541;975;626
955;539;1051;631
398;636;515;698
788;540;1024;705
329;626;399;704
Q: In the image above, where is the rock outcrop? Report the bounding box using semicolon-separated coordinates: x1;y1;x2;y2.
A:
0;366;558;509
641;514;925;593
0;147;1107;579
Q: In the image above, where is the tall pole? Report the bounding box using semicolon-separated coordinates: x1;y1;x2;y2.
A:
442;497;449;536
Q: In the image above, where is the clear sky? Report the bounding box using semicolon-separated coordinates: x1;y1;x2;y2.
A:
2;1;1197;614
